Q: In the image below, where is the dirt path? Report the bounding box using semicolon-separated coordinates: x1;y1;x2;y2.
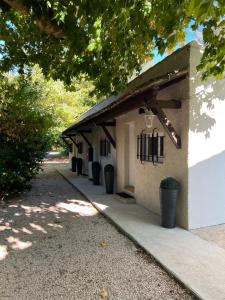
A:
0;163;194;300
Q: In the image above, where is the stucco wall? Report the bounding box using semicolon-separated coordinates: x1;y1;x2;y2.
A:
97;127;117;187
74;127;117;188
74;134;89;175
116;78;189;228
188;44;225;229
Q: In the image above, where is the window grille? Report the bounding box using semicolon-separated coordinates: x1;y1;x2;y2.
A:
137;133;164;163
100;139;111;157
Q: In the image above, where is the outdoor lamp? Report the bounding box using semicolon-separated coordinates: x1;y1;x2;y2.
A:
144;109;155;129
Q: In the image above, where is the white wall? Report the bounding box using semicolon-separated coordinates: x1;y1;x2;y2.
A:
74;134;89;175
188;44;225;229
96;126;117;188
74;127;117;189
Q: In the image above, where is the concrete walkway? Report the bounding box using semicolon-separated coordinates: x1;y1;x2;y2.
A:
57;164;225;300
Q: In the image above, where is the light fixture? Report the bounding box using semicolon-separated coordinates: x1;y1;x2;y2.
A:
144;109;155;129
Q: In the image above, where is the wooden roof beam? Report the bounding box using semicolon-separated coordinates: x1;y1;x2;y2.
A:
97;121;116;127
79;132;92;147
101;125;116;149
68;136;78;148
150;105;181;149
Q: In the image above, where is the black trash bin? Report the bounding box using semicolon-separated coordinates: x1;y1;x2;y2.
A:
160;177;180;228
92;161;101;185
76;158;83;176
104;164;114;194
71;156;77;172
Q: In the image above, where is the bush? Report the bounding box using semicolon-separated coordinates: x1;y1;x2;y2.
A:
160;177;180;190
0;75;54;199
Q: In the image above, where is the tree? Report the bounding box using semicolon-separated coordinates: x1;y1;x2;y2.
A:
30;65;99;147
0;74;54;198
0;68;98;198
0;1;224;95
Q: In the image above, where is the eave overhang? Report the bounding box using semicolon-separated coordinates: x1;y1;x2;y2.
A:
62;69;188;137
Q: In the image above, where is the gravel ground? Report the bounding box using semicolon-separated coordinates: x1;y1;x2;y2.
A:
0;162;195;300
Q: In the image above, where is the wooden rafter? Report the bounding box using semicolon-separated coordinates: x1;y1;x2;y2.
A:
97;121;116;127
143;87;181;149
68;136;78;148
61;137;70;147
78;129;92;133
80;132;92;147
151;105;181;149
62;72;187;135
101;125;116;149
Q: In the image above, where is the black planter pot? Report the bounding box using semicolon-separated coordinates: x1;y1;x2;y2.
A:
104;164;114;194
160;188;179;228
71;156;77;172
76;158;83;176
92;161;101;185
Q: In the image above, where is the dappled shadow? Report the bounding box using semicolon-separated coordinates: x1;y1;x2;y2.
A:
0;165;98;262
189;76;225;138
0;163;195;300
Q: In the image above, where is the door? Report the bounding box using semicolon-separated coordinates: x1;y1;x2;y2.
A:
124;122;135;192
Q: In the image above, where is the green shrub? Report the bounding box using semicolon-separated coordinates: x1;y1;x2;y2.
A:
160;177;180;190
0;75;54;200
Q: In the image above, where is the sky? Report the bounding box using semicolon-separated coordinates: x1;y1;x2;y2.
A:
152;26;203;64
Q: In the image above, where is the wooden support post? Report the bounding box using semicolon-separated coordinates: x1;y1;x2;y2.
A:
151;106;181;149
68;136;78;148
80;132;92;147
61;137;70;147
145;87;181;149
101;125;116;149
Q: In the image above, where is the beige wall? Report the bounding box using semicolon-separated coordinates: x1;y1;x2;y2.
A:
116;79;189;228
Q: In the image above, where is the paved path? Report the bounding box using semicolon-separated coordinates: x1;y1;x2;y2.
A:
57;164;225;300
0;164;194;300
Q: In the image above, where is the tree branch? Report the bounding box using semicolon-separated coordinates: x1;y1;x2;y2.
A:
2;0;64;38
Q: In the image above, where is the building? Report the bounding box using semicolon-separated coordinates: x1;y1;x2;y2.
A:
62;41;225;230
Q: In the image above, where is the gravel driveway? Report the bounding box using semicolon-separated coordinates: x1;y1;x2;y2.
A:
0;163;195;300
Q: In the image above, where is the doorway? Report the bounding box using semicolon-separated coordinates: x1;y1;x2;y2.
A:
124;122;135;193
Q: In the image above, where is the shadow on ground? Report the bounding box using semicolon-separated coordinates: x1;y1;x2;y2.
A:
0;163;194;300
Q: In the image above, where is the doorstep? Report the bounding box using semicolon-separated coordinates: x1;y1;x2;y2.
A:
57;164;225;300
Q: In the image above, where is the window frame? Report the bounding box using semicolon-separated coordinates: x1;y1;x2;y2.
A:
137;132;164;163
100;139;111;157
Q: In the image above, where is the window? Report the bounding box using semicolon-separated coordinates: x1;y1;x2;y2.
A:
100;139;111;157
77;142;83;154
137;133;164;163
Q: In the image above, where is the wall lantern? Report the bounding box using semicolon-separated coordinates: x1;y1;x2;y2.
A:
144;109;155;129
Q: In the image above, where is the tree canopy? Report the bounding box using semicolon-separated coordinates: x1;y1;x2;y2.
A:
0;68;98;198
0;0;225;94
30;65;99;144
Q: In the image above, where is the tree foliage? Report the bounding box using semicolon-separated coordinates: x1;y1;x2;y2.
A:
0;74;54;198
30;65;99;146
0;0;224;95
0;69;98;198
